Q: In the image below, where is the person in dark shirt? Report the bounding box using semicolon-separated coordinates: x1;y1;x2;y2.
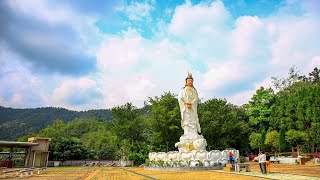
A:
266;152;271;173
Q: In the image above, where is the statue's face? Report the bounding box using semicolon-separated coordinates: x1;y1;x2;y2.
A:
186;79;193;86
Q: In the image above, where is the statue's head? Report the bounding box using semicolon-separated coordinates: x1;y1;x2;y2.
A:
185;72;193;87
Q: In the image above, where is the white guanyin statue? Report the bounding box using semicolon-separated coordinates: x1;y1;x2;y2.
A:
147;72;238;168
175;72;207;153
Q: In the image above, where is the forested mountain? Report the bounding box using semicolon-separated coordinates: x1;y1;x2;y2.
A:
0;107;113;140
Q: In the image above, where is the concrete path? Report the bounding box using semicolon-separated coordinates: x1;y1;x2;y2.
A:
220;170;320;180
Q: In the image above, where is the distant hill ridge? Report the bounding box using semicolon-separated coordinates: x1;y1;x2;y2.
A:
0;106;114;141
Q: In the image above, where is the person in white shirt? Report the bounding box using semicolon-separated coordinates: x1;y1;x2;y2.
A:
259;151;267;174
258;152;262;172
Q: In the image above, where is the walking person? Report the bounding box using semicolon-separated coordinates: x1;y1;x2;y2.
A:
228;151;234;164
258;152;263;173
266;152;271;173
259;151;267;174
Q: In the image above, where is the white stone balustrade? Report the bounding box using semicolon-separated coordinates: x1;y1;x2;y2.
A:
157;152;168;161
193;150;208;163
208;150;222;162
180;152;193;162
167;151;180;161
149;152;158;161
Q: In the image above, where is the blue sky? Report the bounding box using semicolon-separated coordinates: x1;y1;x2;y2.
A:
0;0;319;110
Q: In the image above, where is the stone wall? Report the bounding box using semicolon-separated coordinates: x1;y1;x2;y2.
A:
48;160;133;167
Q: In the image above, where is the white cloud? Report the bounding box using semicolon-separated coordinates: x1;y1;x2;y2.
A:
6;0;73;24
202;61;244;90
231;16;268;59
117;0;155;22
5;0;103;56
124;77;156;101
310;56;320;69
0;48;48;108
227;78;273;105
52;77;102;110
96;29;147;70
169;0;232;39
227;90;254;106
96;29;190;108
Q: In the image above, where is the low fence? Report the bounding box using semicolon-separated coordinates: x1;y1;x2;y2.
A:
277;157;298;164
48;160;133;167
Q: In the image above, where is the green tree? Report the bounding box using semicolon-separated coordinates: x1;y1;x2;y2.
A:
50;137;92;161
246;87;276;132
285;129;308;155
111;103;145;141
271;66;303;91
145;92;181;152
82;129;118;160
249;133;262;151
279;126;288;153
309;123;320;153
265;130;280;156
36;119;65;138
270;67;320;153
307;67;320;84
199;98;250;150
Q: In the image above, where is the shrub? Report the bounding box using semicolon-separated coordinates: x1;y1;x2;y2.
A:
239;156;245;163
13;158;24;167
128;153;146;165
145;158;150;166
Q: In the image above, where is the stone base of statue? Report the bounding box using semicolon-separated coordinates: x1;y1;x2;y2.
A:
145;129;240;170
174;133;207;153
145;149;240;170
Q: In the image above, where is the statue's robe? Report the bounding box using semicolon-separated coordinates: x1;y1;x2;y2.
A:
178;86;201;135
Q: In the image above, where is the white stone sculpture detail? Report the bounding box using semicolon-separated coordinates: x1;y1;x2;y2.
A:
180;152;193;162
167;151;179;161
208;150;222;162
157;152;167;161
175;72;207;152
193;150;208;162
149;152;158;161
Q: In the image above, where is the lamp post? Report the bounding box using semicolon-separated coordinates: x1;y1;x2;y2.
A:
166;142;169;152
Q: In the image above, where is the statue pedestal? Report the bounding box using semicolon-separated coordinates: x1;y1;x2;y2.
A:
146;149;240;170
174;133;207;153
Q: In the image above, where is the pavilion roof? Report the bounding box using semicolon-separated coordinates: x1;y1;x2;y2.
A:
0;141;39;148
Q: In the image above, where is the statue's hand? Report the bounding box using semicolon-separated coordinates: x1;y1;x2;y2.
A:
185;102;192;109
198;125;201;133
